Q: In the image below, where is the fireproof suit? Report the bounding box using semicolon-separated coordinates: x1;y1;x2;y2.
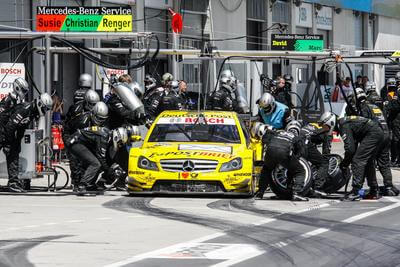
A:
69;126;111;188
258;101;291;130
386;97;400;164
259;129;306;197
0;95;18;125
0;102;39;186
105;93;145;185
147;90;184;119
73;87;87;104
300;123;330;190
63;99;95;187
358;101;395;190
338;116;384;192
207;86;236;112
63;111;94;186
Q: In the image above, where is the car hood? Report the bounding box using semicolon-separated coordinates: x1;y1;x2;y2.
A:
141;142;244;162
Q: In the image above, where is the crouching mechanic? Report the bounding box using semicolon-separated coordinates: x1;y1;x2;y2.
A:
286;120;330;197
2;93;53;192
68;126;128;196
257;92;291;130
255;125;308;201
63;102;109;190
319;112;384;201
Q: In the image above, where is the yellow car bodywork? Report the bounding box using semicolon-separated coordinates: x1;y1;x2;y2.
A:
127;110;263;195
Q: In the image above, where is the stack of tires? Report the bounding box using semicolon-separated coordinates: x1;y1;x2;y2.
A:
268;154;349;199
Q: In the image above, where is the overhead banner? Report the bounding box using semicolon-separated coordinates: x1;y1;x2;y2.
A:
271;34;324;52
36;6;132;32
295;2;312;28
316;6;333;30
0;63;25;100
306;0;400;20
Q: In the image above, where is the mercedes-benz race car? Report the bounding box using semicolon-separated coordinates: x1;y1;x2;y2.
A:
127;110;263;195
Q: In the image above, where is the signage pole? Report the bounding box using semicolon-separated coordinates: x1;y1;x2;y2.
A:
172;32;179;79
45;36;51;167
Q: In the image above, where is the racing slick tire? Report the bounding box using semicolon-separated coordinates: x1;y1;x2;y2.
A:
269;157;313;199
321;154;350;194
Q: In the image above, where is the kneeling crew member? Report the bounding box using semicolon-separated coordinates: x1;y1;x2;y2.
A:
319;112;384;201
256;126;308;201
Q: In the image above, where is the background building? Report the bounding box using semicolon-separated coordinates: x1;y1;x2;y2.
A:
0;0;399;113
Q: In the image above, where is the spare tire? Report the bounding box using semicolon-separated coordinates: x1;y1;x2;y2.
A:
269;157;313;199
322;154;350;193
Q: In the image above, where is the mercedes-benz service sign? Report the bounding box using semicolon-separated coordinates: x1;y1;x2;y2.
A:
36;6;132;32
271;34;324;51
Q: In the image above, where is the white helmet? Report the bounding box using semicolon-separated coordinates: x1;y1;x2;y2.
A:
220;70;236;87
36;93;53;117
355;87;367;101
285;120;302;136
221;69;235;80
161;73;173;86
79;73;92;88
112;127;128;150
319;112;337;134
365;81;376;94
91;102;108;126
251;122;268;138
127;81;144;99
257;93;276;114
13;77;29;100
84;89;100;110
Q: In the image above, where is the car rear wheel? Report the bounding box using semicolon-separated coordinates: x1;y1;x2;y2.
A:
269;157;313;199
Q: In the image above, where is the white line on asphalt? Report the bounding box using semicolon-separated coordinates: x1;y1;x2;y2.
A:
96;217;112;220
67;220;84;223
272;198;400;249
43;222;59;226
103;233;226;267
300;228;329;238
104;201;338;267
209;247;265;267
23;225;39;228
252;218;276;226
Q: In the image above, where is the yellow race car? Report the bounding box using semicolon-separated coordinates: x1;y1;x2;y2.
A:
127;110;263;195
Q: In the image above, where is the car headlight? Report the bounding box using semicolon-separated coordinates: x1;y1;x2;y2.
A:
220;158;242;172
138;156;159;171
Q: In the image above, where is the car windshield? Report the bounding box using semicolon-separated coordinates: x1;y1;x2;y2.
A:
148;116;241;143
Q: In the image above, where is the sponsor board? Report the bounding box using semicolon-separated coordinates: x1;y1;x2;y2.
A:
0;63;25;100
36;6;132;32
271;34;324;52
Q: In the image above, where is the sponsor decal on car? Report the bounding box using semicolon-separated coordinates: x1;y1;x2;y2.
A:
179;172;199;179
233;173;252;177
129;171;145;175
148;151;234;159
179;144;232;154
157;117;236;125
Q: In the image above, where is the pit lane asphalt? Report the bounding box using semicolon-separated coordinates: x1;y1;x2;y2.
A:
0;143;399;266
